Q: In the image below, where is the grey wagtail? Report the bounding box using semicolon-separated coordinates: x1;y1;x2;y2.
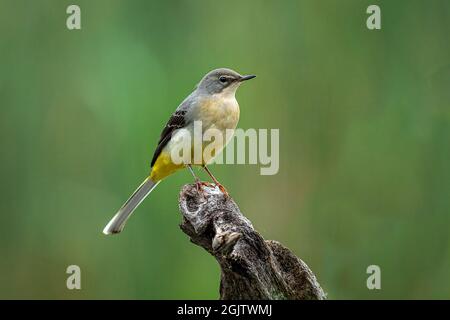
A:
103;68;255;235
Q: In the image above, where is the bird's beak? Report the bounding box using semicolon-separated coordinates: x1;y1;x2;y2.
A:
239;75;256;82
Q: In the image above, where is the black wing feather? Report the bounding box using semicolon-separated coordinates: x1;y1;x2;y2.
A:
150;109;187;167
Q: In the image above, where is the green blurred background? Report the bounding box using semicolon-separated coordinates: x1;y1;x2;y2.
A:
0;0;449;299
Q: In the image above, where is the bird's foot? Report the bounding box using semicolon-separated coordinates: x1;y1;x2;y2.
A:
195;180;203;193
216;183;229;198
195;181;211;193
195;179;228;197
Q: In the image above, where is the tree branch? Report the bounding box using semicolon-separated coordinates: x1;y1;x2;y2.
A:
178;184;326;300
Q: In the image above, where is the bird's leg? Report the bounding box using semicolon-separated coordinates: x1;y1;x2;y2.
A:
186;164;204;192
202;165;229;197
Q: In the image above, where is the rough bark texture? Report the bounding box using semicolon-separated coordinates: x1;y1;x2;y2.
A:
178;183;326;300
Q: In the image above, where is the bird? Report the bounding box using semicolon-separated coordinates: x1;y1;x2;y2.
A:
102;68;256;235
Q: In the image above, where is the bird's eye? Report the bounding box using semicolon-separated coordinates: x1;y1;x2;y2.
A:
219;76;228;83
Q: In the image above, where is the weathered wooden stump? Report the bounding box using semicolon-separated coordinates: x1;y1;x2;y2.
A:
178;184;326;300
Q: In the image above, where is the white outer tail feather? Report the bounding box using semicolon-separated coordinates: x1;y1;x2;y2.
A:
103;177;160;235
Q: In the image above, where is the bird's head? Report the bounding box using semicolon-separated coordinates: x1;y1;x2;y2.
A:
196;68;256;96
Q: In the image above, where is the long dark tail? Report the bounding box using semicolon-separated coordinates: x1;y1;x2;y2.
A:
102;177;160;235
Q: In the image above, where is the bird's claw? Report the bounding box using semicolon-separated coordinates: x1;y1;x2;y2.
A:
216;183;229;198
195;181;212;193
195;181;203;193
195;180;228;198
